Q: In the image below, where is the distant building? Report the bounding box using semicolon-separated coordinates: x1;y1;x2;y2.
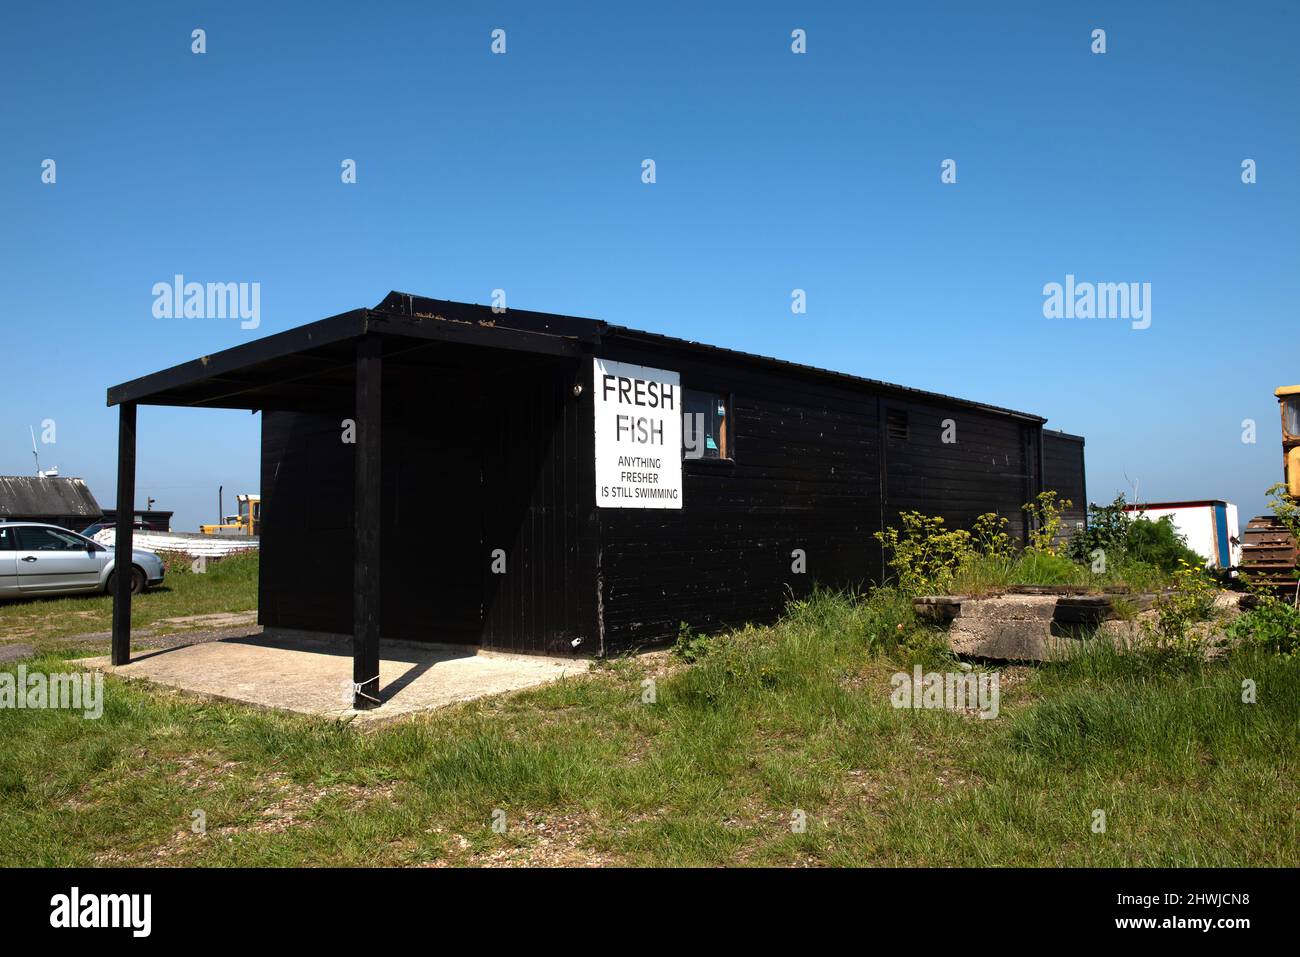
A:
0;476;103;529
99;508;173;532
1123;500;1240;569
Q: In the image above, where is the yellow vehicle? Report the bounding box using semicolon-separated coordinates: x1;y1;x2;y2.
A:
1239;386;1300;587
200;494;261;537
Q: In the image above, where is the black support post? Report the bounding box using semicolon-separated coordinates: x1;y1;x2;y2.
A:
111;402;137;665
352;337;382;708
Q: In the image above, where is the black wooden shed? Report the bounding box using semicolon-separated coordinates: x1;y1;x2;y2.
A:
107;292;1086;707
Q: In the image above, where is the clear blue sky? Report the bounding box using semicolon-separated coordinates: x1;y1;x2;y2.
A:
1;1;1296;532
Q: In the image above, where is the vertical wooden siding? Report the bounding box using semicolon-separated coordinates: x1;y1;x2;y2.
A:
1043;431;1088;536
592;340;1065;653
594;342;884;650
259;349;597;654
258;335;1083;658
881;397;1037;544
260;409;354;635
479;359;596;654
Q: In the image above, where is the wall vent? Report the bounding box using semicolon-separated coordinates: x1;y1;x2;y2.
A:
886;408;909;442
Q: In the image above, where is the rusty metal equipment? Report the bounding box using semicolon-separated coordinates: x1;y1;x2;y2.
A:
1240;386;1300;590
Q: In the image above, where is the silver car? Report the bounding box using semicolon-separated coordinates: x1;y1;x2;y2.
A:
0;522;165;599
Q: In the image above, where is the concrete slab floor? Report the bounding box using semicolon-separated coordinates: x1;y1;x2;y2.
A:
78;630;590;724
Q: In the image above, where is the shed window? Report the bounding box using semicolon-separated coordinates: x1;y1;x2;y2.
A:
683;390;731;460
886;408;909;442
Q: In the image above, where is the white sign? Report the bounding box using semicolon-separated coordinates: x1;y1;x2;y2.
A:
593;358;682;509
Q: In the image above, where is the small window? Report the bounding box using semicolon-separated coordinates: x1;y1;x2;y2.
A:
886;408;909;442
0;526;17;550
683;390;731;460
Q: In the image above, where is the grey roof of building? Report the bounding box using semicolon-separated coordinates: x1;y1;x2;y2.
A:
0;476;103;520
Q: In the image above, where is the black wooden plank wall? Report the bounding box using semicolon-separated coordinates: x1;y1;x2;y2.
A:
258;336;1084;658
594;341;884;651
260;409;354;635
260;351;596;655
382;389;485;646
261;401;487;644
881;397;1037;543
479;360;595;655
1042;431;1088;537
592;339;1064;653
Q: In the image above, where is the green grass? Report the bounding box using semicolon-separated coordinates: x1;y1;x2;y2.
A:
0;551;259;652
1;586;1295;867
947;551;1174;596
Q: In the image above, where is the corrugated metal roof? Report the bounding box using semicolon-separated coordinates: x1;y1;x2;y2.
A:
0;476;103;520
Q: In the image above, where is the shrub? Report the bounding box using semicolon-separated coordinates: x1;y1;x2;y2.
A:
971;512;1013;560
152;549;197;576
1066;494;1203;573
877;493;1200;597
1140;560;1217;669
1225;587;1300;659
1023;491;1071;555
1125;516;1206;572
672;621;715;663
874;512;973;594
1066;495;1132;565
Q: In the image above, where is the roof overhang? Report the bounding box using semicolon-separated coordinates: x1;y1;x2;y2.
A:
107;295;606;410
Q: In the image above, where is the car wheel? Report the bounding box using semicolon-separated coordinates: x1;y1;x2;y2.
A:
107;567;146;595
